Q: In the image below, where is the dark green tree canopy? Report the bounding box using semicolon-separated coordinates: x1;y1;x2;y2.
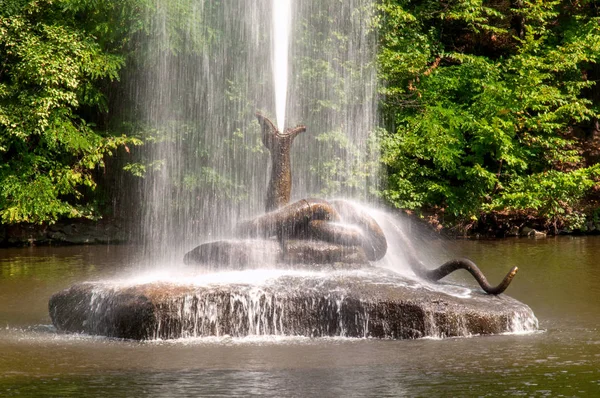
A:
0;0;145;223
377;0;600;232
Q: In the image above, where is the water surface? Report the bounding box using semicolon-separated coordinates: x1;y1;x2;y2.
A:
1;238;599;396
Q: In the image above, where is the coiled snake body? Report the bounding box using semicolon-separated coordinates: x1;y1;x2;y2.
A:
247;112;518;294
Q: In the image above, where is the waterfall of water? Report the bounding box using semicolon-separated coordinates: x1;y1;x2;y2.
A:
121;0;379;263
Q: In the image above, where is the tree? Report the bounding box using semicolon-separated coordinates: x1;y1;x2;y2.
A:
0;0;145;224
377;0;600;231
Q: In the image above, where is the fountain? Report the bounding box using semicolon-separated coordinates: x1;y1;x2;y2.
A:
48;0;537;340
49;111;536;340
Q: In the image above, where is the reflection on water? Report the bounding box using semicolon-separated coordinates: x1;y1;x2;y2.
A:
1;238;600;396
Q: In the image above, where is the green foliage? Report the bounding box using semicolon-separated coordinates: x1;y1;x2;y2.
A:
378;0;600;228
292;0;379;198
490;165;600;225
0;0;143;224
310;129;381;197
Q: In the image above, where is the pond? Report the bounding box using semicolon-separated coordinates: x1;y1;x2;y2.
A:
1;237;599;397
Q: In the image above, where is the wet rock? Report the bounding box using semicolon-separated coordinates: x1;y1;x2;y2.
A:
506;226;520;237
47;223;128;245
0;220;128;247
521;227;546;238
520;227;533;236
586;221;595;232
4;224;49;245
49;268;537;340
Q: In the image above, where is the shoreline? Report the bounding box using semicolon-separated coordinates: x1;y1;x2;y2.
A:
0;219;130;247
2;212;599;247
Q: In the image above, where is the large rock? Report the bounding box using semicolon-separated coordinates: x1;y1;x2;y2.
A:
49;268;537;340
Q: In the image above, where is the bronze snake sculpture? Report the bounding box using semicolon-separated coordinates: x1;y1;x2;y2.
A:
422;259;518;295
256;112;305;211
235;197;388;261
247;112;518;294
394;224;518;294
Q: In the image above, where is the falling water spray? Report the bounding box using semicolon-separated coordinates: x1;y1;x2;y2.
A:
131;0;381;259
272;0;292;131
